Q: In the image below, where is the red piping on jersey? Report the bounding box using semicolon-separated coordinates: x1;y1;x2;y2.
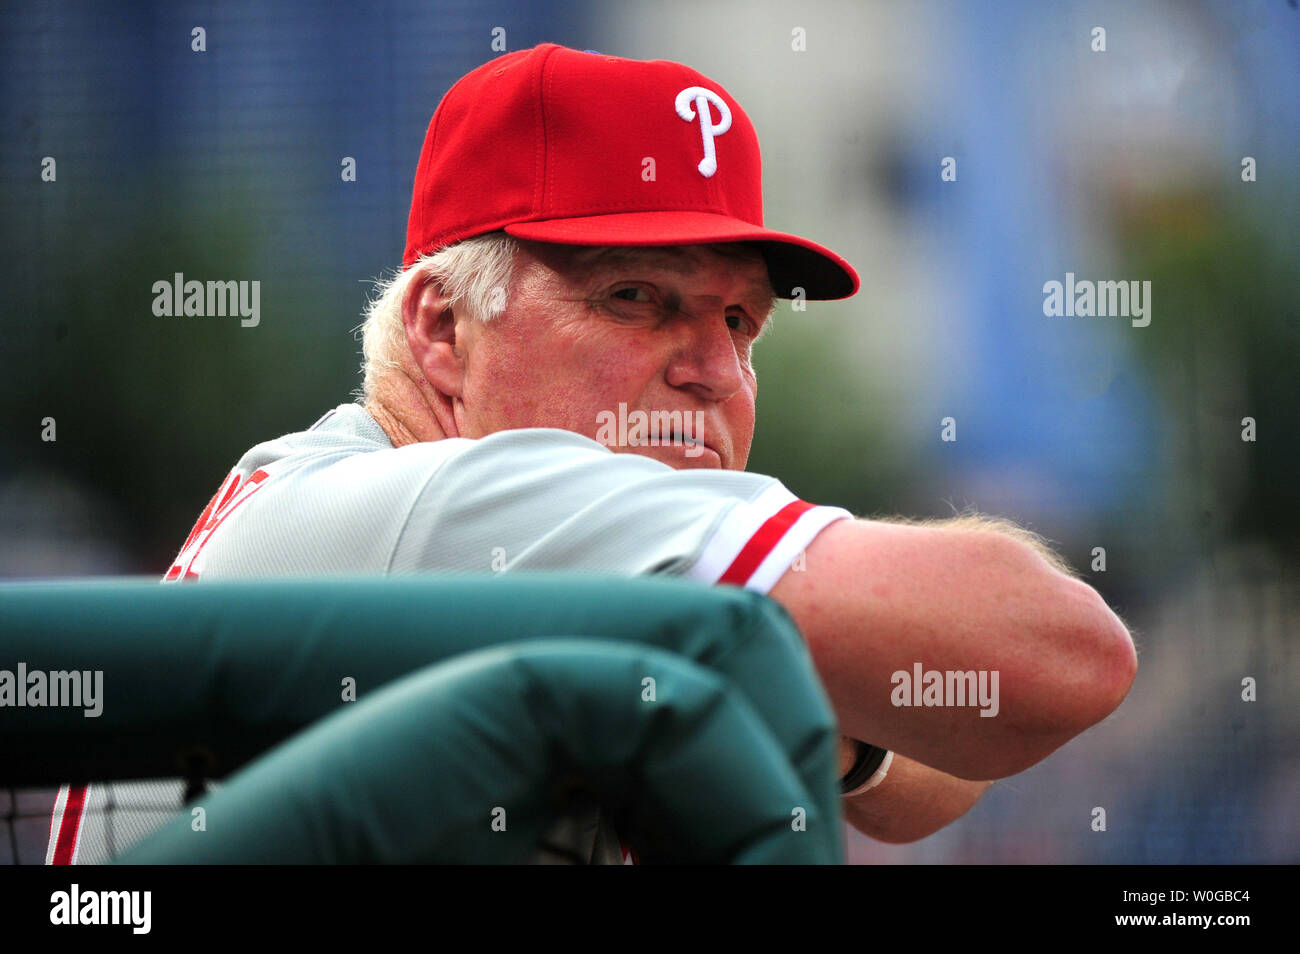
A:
167;469;270;581
51;784;87;865
174;470;242;558
716;500;815;586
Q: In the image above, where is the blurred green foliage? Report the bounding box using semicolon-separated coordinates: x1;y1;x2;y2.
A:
1119;189;1300;561
3;178;359;570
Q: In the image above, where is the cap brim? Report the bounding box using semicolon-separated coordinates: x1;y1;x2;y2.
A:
504;210;859;301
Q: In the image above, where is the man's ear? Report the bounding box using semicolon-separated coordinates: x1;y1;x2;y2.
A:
401;275;465;401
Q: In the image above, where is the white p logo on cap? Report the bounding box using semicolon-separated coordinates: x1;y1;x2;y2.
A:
675;86;732;178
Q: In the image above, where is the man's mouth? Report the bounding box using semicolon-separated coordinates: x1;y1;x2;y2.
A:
660;432;717;462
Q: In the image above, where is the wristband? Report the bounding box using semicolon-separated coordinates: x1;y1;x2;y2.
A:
839;741;892;797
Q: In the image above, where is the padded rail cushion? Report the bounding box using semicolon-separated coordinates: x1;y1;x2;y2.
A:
0;575;839;847
117;640;840;864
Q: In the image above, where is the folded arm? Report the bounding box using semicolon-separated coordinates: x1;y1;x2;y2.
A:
769;515;1137;782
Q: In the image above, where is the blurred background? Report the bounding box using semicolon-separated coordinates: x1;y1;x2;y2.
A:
1;0;1296;863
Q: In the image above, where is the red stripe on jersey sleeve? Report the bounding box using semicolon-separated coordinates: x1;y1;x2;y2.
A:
716;500;816;586
51;784;87;865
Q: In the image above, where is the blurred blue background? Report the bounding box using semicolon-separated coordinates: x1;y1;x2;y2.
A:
2;0;1297;863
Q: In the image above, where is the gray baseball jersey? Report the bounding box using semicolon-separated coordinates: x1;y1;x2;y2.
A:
48;404;850;865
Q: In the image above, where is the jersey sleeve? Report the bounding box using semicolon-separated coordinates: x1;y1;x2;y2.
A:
389;428;852;594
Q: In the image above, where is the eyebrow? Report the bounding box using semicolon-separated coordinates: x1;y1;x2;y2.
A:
576;246;778;320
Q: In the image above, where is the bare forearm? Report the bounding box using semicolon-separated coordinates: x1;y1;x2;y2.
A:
771;519;1138;780
840;744;992;843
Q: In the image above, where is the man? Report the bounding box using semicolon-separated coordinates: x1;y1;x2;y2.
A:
49;43;1136;864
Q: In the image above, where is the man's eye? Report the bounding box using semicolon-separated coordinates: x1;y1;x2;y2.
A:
727;313;756;335
611;286;653;303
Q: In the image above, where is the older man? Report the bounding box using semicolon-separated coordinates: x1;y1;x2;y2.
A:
49;43;1135;864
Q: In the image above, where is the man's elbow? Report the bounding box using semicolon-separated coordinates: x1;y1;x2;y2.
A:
966;598;1135;780
1066;585;1138;728
1015;573;1138;746
974;538;1138;778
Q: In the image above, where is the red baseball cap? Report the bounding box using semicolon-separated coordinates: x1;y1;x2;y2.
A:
404;43;859;300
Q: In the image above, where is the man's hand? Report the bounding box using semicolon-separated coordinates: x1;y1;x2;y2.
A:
841;748;993;843
838;736;991;843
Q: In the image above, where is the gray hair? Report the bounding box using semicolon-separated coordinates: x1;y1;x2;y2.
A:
354;232;518;404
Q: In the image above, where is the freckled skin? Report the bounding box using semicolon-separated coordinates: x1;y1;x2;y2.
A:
452;240;774;472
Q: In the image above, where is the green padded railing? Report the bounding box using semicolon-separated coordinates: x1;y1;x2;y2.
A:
119;640;835;863
0;575;842;863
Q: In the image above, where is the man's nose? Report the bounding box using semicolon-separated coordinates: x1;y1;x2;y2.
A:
662;308;746;400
